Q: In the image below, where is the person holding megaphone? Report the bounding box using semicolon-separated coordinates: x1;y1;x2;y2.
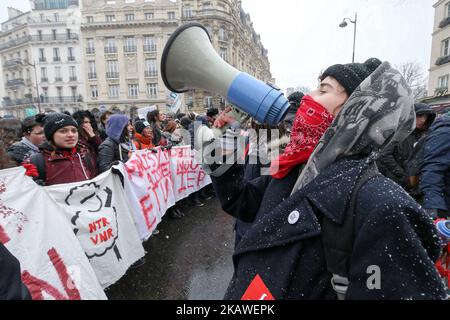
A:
161;23;447;300
210;59;447;300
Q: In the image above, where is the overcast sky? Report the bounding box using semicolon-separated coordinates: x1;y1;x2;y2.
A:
0;0;435;91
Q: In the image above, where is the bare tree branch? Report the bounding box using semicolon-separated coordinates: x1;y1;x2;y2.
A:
396;61;427;101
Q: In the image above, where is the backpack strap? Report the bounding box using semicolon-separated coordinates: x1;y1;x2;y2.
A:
29;152;46;185
320;161;381;300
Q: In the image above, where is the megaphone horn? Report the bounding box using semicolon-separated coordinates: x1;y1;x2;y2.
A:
161;22;289;125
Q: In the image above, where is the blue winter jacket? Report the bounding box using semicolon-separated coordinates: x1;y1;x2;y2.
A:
421;114;450;212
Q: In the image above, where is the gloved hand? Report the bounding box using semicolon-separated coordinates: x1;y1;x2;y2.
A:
426;208;450;219
23;163;39;177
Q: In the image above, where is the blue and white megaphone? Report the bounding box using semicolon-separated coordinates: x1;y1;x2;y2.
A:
161;23;289;125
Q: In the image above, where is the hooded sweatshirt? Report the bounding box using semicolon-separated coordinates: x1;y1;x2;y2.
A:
98;114;133;172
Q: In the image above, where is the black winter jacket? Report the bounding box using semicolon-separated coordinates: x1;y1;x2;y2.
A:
212;157;447;300
0;243;31;300
97;137;130;173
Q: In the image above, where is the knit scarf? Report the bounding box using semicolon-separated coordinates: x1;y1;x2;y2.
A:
270;95;334;179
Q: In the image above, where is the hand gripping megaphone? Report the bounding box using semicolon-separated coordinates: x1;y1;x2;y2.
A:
161;23;290;125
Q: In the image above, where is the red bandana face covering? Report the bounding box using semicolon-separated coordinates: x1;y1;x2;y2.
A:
270;95;335;179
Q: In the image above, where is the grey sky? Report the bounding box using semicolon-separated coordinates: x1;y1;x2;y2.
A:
240;0;434;91
0;0;435;91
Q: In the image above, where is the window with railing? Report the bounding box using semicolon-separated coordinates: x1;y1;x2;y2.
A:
39;48;46;62
220;47;228;61
109;84;120;98
168;12;176;20
107;60;119;78
218;28;227;41
53;48;60;62
124;37;136;53
67;47;75;61
69;66;77;81
438;74;449;90
128;84;139;97
91;85;98;98
204;96;213;108
104;38;117;53
183;6;193;18
125;14;135;21
143;36;156;52
145;12;154;20
106;15;116;22
147;83;157;97
145;59;157;77
86;38;95;54
88;61;97;79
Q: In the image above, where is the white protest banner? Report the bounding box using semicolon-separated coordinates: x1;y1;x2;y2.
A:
0;167;106;300
166;91;182;113
137;105;157;120
121;148;176;241
45;171;145;289
168;146;212;202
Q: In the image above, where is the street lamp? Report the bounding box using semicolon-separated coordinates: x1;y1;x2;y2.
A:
339;13;357;63
23;60;42;114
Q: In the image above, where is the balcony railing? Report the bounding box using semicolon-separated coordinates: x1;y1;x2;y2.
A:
104;46;118;54
439;17;450;29
435;87;449;97
88;73;97;79
40;96;84;104
69;76;78;82
124;46;137;53
0;35;31;51
86;47;95;54
3;58;27;68
54;77;63;82
41;77;49;82
6;79;25;87
31;34;79;42
143;45;157;52
67;56;76;61
106;72;119;79
53;57;61;62
39;57;47;62
144;71;158;77
436;55;450;66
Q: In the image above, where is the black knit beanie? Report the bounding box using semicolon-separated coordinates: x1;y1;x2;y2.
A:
134;120;150;134
320;58;382;96
37;113;79;141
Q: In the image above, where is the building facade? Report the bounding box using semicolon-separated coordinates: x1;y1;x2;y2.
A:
81;0;273;115
0;1;85;118
424;0;450;112
80;0;180;116
180;0;273;111
0;0;273;117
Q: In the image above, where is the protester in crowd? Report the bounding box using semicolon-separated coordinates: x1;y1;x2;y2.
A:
98;111;114;141
206;107;219;127
72;111;103;177
133;120;155;150
98;114;134;173
146;109;167;147
7;115;45;165
23;113;97;186
163;120;182;146
0;124;19;170
0;118;22;150
377;103;436;191
206;58;447;299
178;116;193;146
420;113;450;219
